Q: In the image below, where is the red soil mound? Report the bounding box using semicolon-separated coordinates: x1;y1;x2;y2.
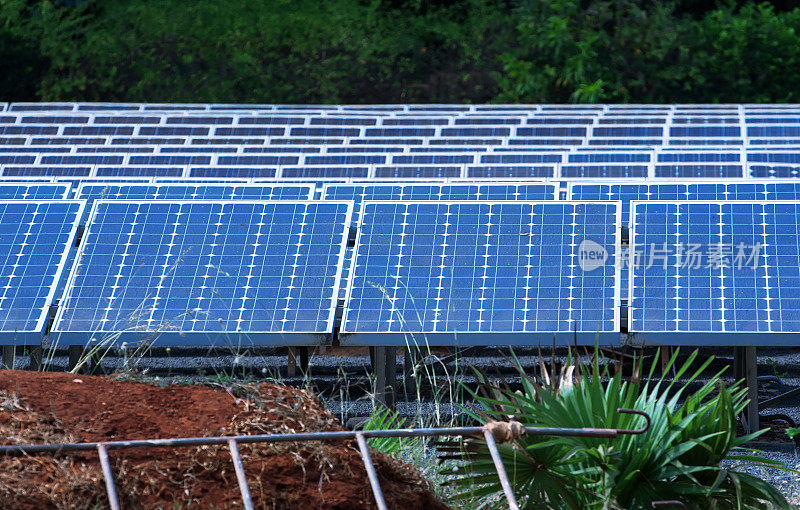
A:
0;370;449;509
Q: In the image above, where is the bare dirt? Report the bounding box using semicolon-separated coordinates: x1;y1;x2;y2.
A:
0;370;449;509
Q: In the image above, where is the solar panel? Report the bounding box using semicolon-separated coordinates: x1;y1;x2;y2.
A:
373;166;461;178
340;201;620;345
0;200;85;344
75;183;314;204
322;182;559;225
466;165;555;178
51;200;353;344
3;166;92;177
560;164;649;178
0;183;70;199
629;201;800;343
190;167;277;179
653;164;744;178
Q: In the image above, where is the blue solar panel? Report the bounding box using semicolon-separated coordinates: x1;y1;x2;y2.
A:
306;117;374;126
52;200;352;344
657;152;740;163
190;167;277;179
130;155;212;165
747;153;800;163
166;116;233;125
96;166;184;178
481;154;562;164
322;182;558;225
40;155;123;165
63;126;133;136
748;126;800;137
516;127;587;137
670;126;740;137
238;117;305;125
281;166;368;178
593;127;663;137
3;166;92;177
0;200;84;343
392;155;474;164
466;165;555;178
568;153;650;163
243;146;322;153
440;127;511;137
454;117;521;125
76;183;313;204
216;155;298;166
305;155;386;165
94;116;160;124
382;118;449;126
215;127;286;136
374;166;461;178
139;126;209;136
629;201;800;343
0;156;36;164
0;183;70;199
340;201;620;345
560;164;649;178
654;164;743;178
749;165;800;178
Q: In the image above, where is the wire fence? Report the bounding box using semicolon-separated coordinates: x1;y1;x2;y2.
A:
0;408;688;510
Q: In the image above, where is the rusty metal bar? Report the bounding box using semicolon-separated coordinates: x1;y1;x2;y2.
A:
355;432;387;510
227;438;254;510
482;428;520;510
96;443;120;510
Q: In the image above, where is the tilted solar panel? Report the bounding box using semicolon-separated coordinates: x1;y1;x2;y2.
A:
0;200;85;344
322;182;559;225
75;183;314;204
629;201;800;343
52;200;353;344
0;183;70;200
340;201;620;345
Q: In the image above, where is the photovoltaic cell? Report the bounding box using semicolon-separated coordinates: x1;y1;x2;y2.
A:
340;201;620;345
0;200;84;343
629;201;800;343
52;200;353;344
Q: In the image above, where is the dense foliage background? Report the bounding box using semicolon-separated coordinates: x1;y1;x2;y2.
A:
1;0;799;104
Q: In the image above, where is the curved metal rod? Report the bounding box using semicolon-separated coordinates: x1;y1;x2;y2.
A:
615;408;651;435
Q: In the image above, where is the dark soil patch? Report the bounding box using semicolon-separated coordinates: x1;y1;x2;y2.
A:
0;370;449;509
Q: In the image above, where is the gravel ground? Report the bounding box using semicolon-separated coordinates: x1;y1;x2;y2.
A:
725;450;800;505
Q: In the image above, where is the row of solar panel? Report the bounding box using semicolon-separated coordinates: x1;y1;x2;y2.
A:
10;113;800;125
9;136;800;148
5;102;800;113
0;145;791;157
3;151;800;164
12;124;800;138
6;179;800;217
0;198;797;346
1;163;800;179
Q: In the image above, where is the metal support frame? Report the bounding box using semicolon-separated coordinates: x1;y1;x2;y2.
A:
68;345;83;372
28;345;42;371
1;346;13;369
402;346;420;398
735;346;759;433
0;409;651;510
372;346;396;409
